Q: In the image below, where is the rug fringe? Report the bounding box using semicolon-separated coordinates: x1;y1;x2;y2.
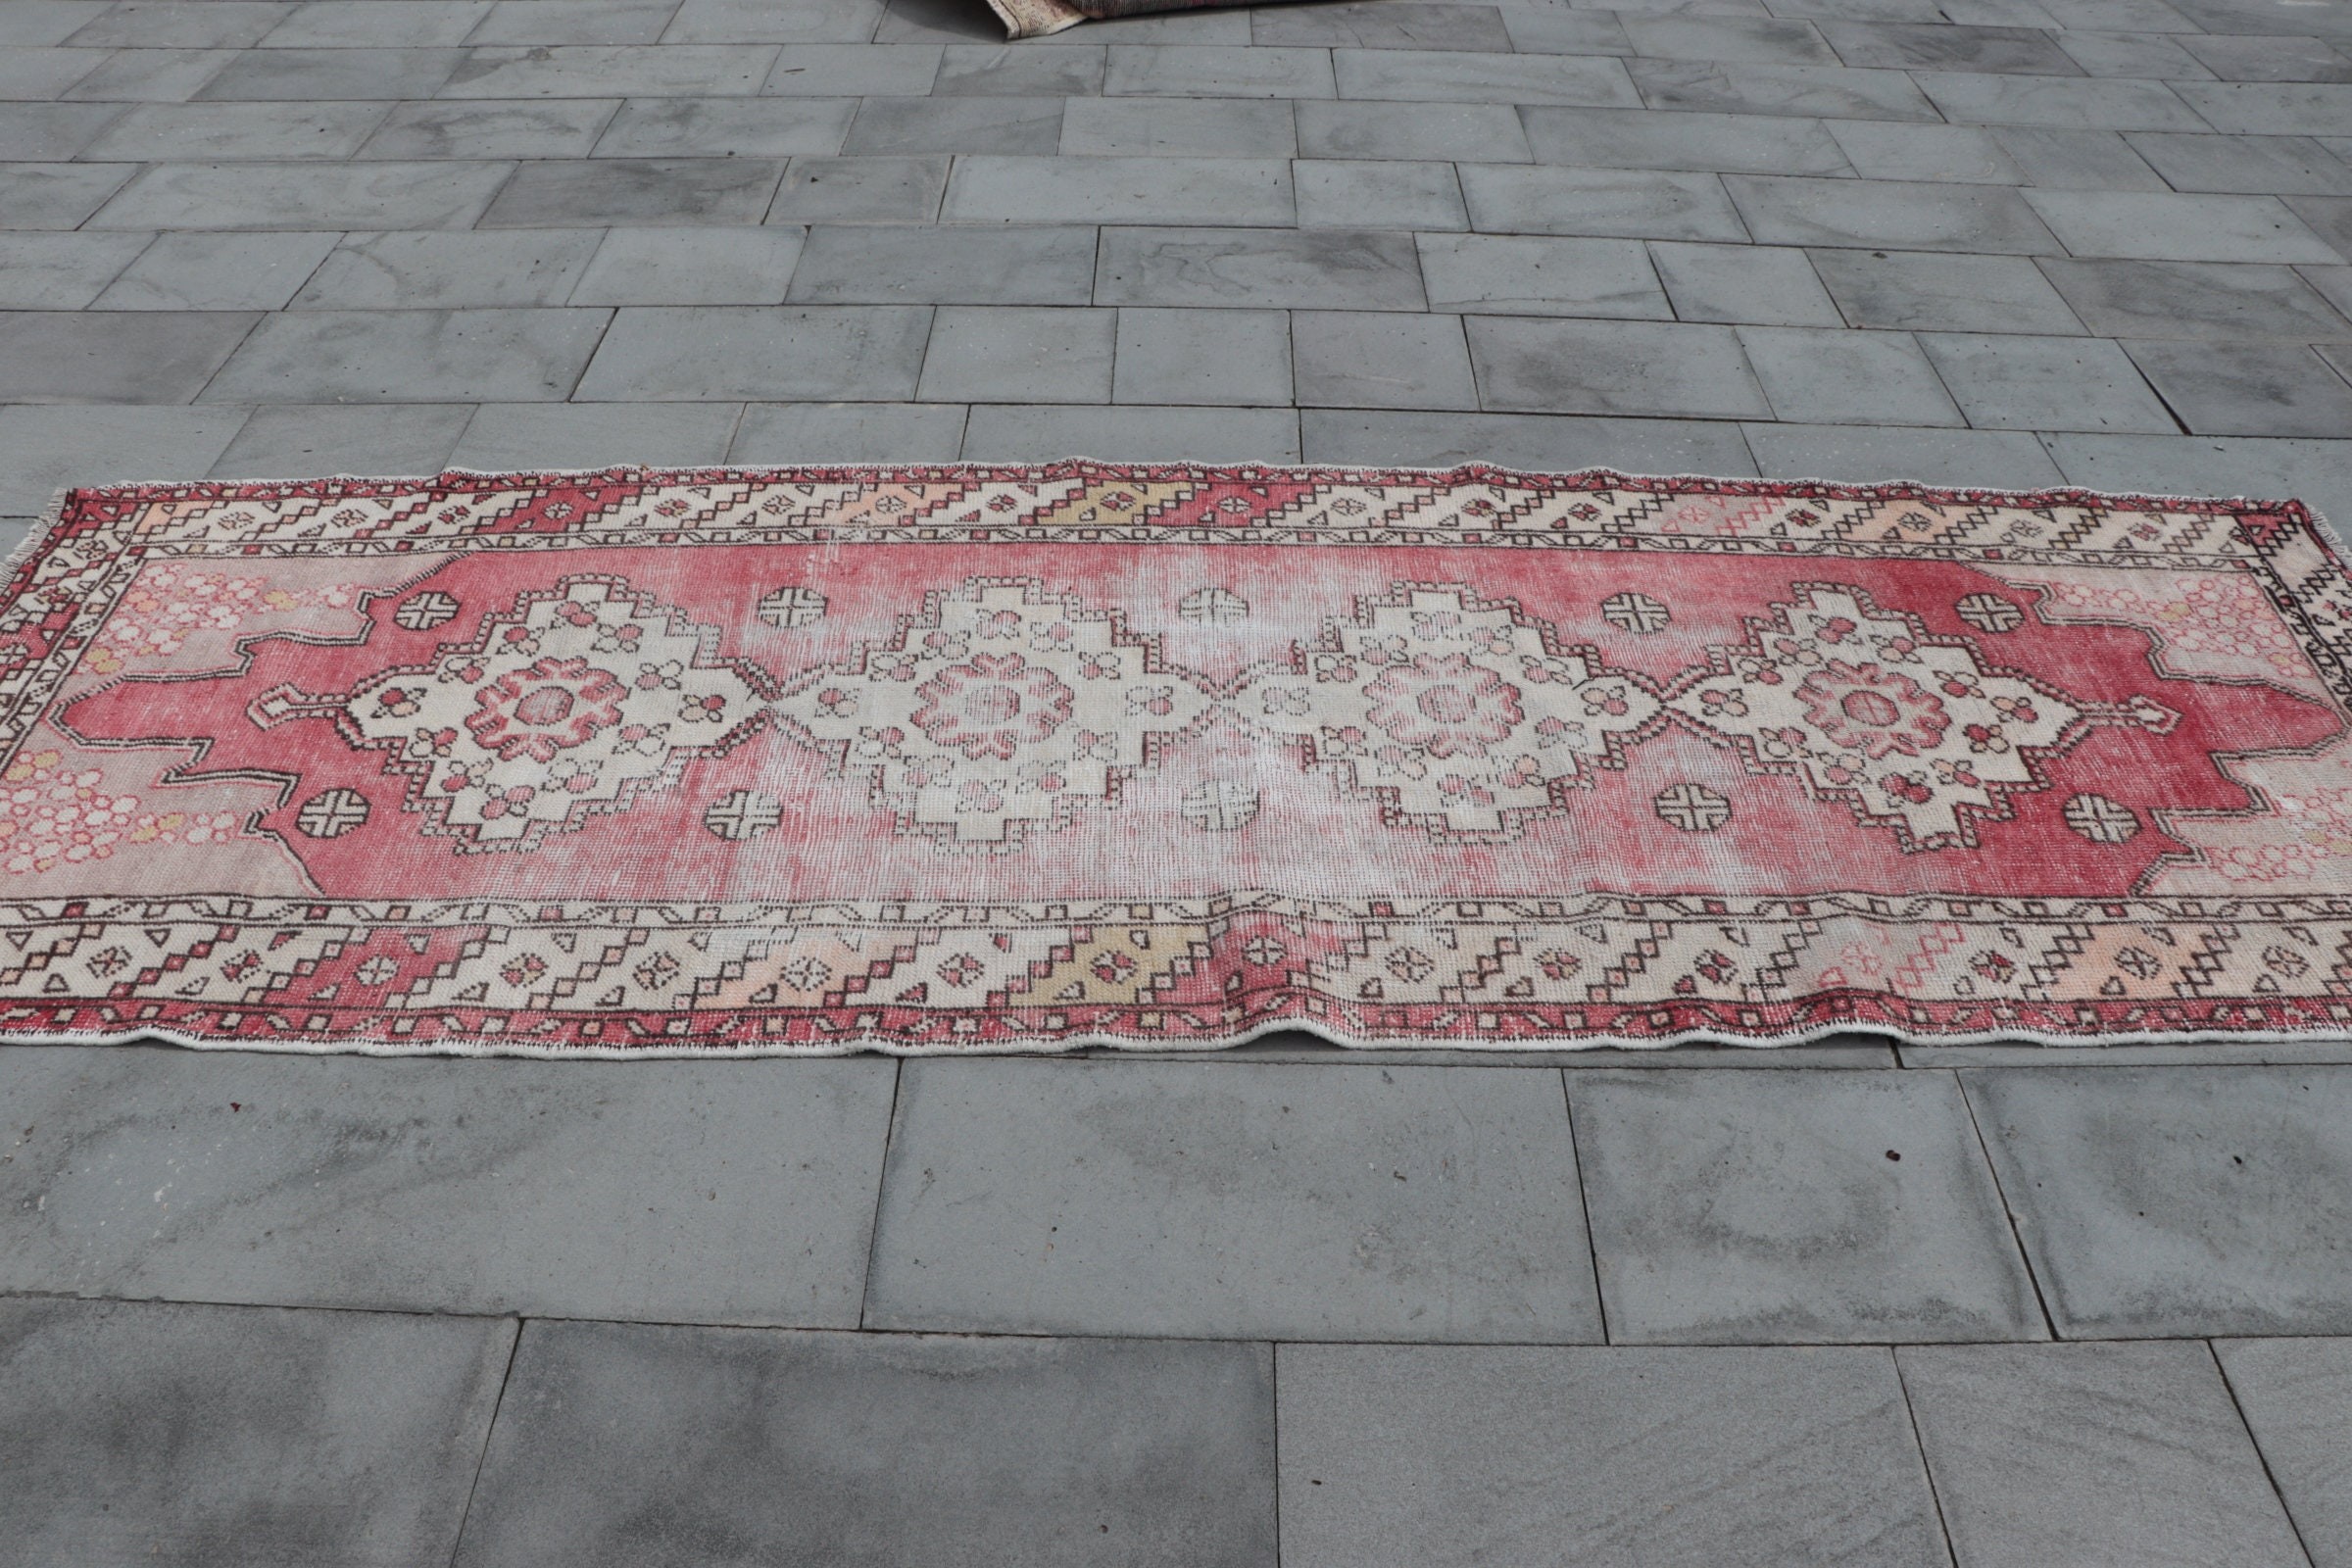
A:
984;0;1089;37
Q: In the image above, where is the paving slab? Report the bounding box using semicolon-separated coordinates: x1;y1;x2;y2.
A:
0;308;257;402
1335;48;1642;107
1295;159;1469;229
0;404;251;513
1905;1039;2352;1066
0;1298;514;1568
1520;104;1852;174
2036;256;2352;339
589;94;854;156
1467;316;1772;416
943;154;1294;225
479;154;785;224
786;222;1094;304
1060;95;1297;157
2042;430;2352;538
2053;28;2212;79
1727;172;2062;252
1301;407;1760;472
2126;130;2352;197
2123;338;2352;437
1898;1342;2310;1568
359;97;618;157
1810;247;2082;332
915;304;1116;402
0;163;136;229
1823;19;2083;73
1113;305;1292;404
1096;225;1426;310
566;223;806;305
1458;163;1748;240
732;399;968;461
2022;188;2344;263
963;401;1299;459
470;0;684;46
438;41;780;97
1919;330;2176;431
1279;1343;1948;1568
575;302;931;400
1989;123;2167;187
194;44;466;99
202;305;607;402
450;1324;1275;1568
2177;81;2352;136
0;1046;897;1324
933;41;1106;95
74;2;282;50
1572;1067;2042;1343
1963;1064;2352;1337
1826;119;2025;183
765;153;947;222
261;2;498;49
2214;1337;2352;1568
453;400;747;467
1740;323;1966;425
1293;309;1481;409
293;226;604;307
863;1059;1602;1341
87;159;513;229
1295;101;1528;163
1630;58;1940;119
0;101;124;159
208;400;473;474
1255;2;1517;50
0;230;154;310
1626;12;1837;61
79;98;393;159
1102;43;1336;98
58;48;241;103
1913;70;2207;129
843;94;1063;156
761;41;944;95
662;0;884;43
1417;232;1670;318
1746;421;2068;486
1648;239;1843;324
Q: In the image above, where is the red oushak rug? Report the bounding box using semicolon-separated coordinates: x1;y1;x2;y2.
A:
4;462;2351;1057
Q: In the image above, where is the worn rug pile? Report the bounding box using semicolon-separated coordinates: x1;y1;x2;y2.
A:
3;462;2350;1056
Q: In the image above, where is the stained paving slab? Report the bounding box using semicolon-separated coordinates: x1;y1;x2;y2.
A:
7;0;2352;1557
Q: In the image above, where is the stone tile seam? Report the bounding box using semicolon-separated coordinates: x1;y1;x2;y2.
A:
854;1055;906;1332
1887;1347;1966;1568
443;1315;525;1568
1952;1069;2063;1342
2206;1338;2326;1568
1555;1066;1614;1346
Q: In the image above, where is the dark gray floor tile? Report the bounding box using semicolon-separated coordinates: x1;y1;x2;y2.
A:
1745;420;2067;484
1964;1065;2352;1336
2180;82;2352;135
589;94;853;156
1726;172;2062;251
2033;0;2196;25
469;0;684;45
0;309;255;402
454;400;745;467
80;98;390;159
480;155;783;224
0;1298;514;1568
1296;159;1468;229
2215;1338;2352;1568
1906;1041;2352;1067
766;154;947;221
932;41;1105;94
2044;430;2352;531
2305;262;2352;319
1921;330;2177;430
1293;309;1481;409
2166;0;2352;34
0;161;134;228
1741;323;1966;423
2054;27;2213;79
1337;48;1642;106
1813;247;2083;331
1103;43;1336;98
730;399;967;461
2038;256;2352;339
261;0;495;47
1571;1068;2041;1343
439;42;780;97
88;159;513;229
1279;1344;1947;1568
1898;1343;2309;1568
915;304;1114;402
1916;71;2208;128
788;222;1095;304
1521;104;1853;174
0;404;250;513
1827;119;2025;182
89;228;337;309
293;227;603;307
1650;239;1843;323
0;0;108;46
0;101;122;158
1301;407;1760;471
359;98;618;158
1497;7;1639;56
1419;231;1670;317
577;303;931;399
1255;2;1515;49
0;47;106;100
57;48;237;103
1824;19;2083;74
77;0;274;47
203;308;602;403
2024;187;2343;262
567;223;804;304
0;230;152;309
1061;95;1296;157
2124;337;2352;435
943;154;1293;224
1459;163;1748;239
1624;12;1837;62
1095;226;1426;309
208;401;473;475
1630;57;1939;119
865;1060;1599;1341
1294;100;1531;162
844;94;1061;155
195;45;465;99
452;1325;1275;1568
0;1048;896;1322
762;41;944;95
962;401;1300;459
2127;130;2352;195
662;0;885;42
1990;123;2168;187
2180;31;2352;82
1470;315;1770;416
1114;305;1292;404
2287;193;2352;260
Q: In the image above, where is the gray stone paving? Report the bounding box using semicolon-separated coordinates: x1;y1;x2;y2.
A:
5;0;2352;1561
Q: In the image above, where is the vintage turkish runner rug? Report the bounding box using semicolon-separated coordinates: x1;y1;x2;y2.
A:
3;462;2350;1057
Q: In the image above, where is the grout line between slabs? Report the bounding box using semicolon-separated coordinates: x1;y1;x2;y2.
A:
1888;1347;1964;1568
2208;1339;2324;1568
444;1313;526;1568
855;1054;906;1331
1557;1067;1612;1347
1953;1069;2062;1343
